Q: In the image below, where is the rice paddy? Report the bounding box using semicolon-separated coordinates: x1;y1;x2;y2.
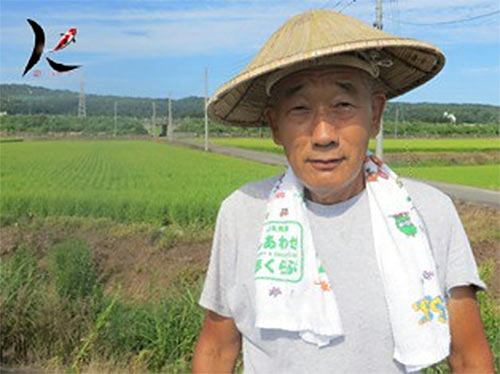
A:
204;137;500;190
394;164;500;191
0;140;283;225
208;137;500;154
1;138;498;372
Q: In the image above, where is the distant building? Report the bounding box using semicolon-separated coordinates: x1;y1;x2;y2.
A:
443;111;457;124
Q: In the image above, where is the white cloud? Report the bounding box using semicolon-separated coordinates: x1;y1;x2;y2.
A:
1;1;498;60
460;65;500;75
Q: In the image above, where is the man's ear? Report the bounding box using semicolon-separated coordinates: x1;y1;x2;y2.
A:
370;92;387;137
263;107;283;146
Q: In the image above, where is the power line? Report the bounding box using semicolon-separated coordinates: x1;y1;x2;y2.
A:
392;9;499;26
339;0;357;13
320;0;345;10
388;0;401;34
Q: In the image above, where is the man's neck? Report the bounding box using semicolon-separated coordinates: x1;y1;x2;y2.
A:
305;172;366;205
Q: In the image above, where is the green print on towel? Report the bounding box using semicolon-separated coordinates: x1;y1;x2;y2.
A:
391;212;418;237
255;221;304;283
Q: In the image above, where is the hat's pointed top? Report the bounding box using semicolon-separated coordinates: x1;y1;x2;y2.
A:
208;9;445;127
247;10;393;72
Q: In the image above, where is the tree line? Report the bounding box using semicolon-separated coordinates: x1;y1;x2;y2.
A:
1;84;499;124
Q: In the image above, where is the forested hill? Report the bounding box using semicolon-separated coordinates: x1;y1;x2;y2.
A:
0;84;204;118
1;84;499;124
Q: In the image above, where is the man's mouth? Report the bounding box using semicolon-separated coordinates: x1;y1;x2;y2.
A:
307;157;345;171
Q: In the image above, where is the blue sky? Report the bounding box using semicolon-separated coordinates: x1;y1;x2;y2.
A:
1;0;499;105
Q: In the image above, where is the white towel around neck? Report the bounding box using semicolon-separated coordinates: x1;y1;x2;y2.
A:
254;152;450;372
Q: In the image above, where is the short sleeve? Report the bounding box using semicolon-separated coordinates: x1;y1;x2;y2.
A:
444;201;487;297
199;199;236;318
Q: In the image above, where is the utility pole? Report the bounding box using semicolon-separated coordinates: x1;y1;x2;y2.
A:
113;101;117;137
152;101;156;138
374;0;383;159
394;104;399;138
168;95;173;141
375;0;383;29
204;67;209;152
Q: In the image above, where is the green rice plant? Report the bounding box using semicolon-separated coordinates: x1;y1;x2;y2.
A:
394;164;500;191
0;137;24;143
370;138;500;153
209;137;500;154
209;137;283;154
0;140;283;226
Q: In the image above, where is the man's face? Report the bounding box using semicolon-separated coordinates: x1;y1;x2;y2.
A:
265;66;386;204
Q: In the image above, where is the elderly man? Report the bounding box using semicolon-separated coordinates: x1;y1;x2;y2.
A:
192;10;494;374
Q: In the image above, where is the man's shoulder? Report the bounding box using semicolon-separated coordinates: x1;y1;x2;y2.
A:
402;177;452;201
401;176;455;215
220;174;281;212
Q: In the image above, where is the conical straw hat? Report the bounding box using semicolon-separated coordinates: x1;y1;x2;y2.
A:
207;9;445;127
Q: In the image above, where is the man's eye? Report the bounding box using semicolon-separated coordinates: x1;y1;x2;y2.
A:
288;105;309;113
336;102;353;108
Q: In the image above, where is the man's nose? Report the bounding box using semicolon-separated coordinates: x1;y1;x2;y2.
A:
311;107;339;148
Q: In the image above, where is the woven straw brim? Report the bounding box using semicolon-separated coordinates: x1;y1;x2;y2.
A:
207;8;445;127
208;39;444;127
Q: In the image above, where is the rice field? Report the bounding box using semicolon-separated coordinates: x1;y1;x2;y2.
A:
0;137;24;143
208;137;500;154
0;140;283;225
1;139;498;227
205;137;500;190
394;164;500;191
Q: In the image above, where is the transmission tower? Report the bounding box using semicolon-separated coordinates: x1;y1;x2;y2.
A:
77;72;86;117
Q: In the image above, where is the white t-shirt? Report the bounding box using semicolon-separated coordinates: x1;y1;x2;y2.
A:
200;175;486;374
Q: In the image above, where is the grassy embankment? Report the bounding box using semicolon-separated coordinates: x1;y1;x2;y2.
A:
206;137;500;190
0;140;498;373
